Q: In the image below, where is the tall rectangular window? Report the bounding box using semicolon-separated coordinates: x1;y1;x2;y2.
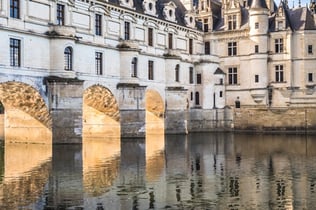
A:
189;39;193;54
228;15;237;30
255;45;259;53
228;67;238;85
131;57;138;77
275;65;284;82
95;14;102;36
148;60;154;80
228;42;237;56
148;28;153;46
95;52;103;75
205;42;210;55
255;75;259;83
10;0;20;19
275;38;284;53
10;38;21;67
168;33;173;49
175;64;180;82
204;19;209;32
56;4;65;25
189;67;194;84
124;21;130;40
308;73;313;82
308;45;313;54
196;73;202;84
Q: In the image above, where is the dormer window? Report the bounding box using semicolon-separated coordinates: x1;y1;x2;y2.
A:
120;0;134;9
228;15;237;30
163;2;177;22
185;13;195;28
143;0;157;16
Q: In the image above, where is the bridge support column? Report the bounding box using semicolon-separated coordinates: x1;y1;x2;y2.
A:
165;87;189;134
117;83;146;138
45;77;84;144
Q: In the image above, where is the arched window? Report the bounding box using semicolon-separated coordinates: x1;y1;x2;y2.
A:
195;92;200;105
131;57;137;77
0;101;4;114
64;47;73;71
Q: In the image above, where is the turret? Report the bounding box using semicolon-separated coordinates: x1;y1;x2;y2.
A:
249;0;269;35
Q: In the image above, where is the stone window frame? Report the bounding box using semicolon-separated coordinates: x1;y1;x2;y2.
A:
228;67;238;85
95;14;102;36
275;64;284;82
95;51;103;75
228;41;237;56
56;3;65;25
10;38;21;67
10;0;20;19
64;46;73;71
228;15;237;30
274;38;284;53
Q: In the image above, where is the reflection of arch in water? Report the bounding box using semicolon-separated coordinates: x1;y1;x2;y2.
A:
0;81;52;143
83;85;120;140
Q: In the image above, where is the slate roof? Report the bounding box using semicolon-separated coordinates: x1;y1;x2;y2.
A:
250;0;268;9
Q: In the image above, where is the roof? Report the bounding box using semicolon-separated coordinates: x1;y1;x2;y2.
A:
214;67;225;75
250;0;268;9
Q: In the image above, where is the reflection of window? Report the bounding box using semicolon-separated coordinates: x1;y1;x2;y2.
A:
64;47;73;71
10;0;20;19
95;14;102;36
229;177;240;197
148;60;154;80
10;38;21;67
131;57;137;77
275;38;283;53
189;67;194;84
228;67;238;85
57;4;65;25
95;52;103;75
228;42;237;56
275;65;284;82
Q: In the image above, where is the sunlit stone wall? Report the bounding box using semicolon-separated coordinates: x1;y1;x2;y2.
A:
233;108;316;132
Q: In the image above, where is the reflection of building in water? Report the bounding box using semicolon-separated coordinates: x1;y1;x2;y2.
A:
82;138;120;196
47;145;83;209
0;143;51;209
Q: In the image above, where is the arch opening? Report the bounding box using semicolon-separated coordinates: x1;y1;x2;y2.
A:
0;82;52;144
145;89;165;181
83;85;121;140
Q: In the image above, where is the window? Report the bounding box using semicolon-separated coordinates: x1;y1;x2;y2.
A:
195;92;200;105
308;73;313;82
219;91;223;97
228;15;237;30
189;39;193;54
228;42;237;56
196;73;202;84
148;60;154;80
255;22;259;29
10;38;21;67
205;42;210;55
228;67;238;85
255;75;259;83
95;14;102;36
275;38;284;53
278;21;283;30
0;102;4;114
175;64;180;82
168;33;173;49
64;47;73;71
308;45;313;54
275;65;284;82
10;0;20;19
189;67;194;84
204;19;209;32
255;45;259;53
56;4;65;25
190;92;193;101
131;57;137;77
124;22;130;40
148;28;153;46
95;52;103;75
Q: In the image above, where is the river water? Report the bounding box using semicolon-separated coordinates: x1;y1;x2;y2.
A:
0;132;316;209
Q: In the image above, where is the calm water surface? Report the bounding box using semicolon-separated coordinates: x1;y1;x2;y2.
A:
1;133;316;209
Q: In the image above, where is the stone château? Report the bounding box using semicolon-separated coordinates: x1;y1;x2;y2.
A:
0;0;316;143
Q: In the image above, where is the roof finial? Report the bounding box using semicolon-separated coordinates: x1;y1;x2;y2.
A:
299;0;301;7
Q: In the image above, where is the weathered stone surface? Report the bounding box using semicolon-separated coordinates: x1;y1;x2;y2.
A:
0;81;52;129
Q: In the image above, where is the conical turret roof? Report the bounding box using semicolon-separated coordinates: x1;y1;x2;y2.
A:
250;0;268;9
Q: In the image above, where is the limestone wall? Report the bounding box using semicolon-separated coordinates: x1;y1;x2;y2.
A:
233;107;316;132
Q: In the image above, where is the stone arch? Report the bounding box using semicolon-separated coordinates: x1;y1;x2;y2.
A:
83;85;120;140
145;89;165;135
0;81;52;143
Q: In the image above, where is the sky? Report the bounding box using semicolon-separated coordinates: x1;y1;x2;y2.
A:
275;0;312;8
